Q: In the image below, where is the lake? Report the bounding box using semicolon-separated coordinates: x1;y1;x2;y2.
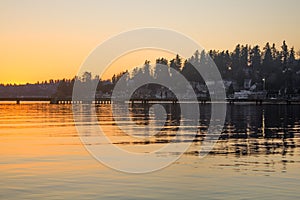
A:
0;103;300;199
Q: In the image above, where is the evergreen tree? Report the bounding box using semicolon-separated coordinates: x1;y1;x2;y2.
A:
231;44;241;71
240;45;249;69
249;45;261;71
143;60;151;77
281;40;289;70
181;57;204;83
288;47;296;70
154;58;170;82
262;42;273;75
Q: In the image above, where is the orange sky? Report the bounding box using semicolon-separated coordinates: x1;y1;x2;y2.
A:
1;0;300;84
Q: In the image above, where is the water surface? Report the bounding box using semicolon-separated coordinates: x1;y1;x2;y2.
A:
0;103;300;199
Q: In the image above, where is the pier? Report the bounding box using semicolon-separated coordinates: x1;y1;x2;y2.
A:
0;97;112;104
0;96;300;105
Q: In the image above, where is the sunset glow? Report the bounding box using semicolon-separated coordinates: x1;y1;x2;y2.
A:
1;0;300;84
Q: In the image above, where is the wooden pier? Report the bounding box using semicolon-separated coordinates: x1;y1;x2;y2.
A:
0;97;112;105
0;97;299;105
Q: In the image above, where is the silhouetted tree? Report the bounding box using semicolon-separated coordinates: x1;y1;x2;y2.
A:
154;58;170;82
281;40;289;70
170;54;182;72
262;42;273;75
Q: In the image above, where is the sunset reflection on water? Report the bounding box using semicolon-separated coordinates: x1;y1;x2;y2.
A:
1;103;300;199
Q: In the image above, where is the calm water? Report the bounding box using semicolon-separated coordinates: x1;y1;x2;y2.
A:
0;103;300;199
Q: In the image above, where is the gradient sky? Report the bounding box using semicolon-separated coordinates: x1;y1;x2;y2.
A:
1;0;300;84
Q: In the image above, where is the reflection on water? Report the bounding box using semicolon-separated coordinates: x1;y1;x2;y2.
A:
112;103;300;158
1;103;300;199
210;105;300;156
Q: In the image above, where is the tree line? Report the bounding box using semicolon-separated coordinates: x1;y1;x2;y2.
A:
1;41;300;98
111;41;300;96
208;41;300;92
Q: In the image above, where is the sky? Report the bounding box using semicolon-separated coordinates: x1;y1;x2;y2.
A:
1;0;300;84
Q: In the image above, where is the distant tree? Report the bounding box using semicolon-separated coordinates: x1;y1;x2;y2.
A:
223;50;232;79
249;45;261;71
181;51;205;84
55;79;73;97
285;47;296;90
82;72;92;82
262;42;273;75
192;50;200;63
199;50;207;66
112;71;128;85
94;75;100;81
240;45;249;69
281;40;288;68
154;58;169;82
288;47;296;69
143;60;151;77
170;54;182;79
181;60;200;82
231;44;241;71
135;60;152;86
